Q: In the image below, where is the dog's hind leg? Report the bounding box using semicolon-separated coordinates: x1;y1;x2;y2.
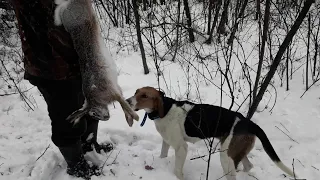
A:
227;134;255;172
242;156;253;172
219;118;241;180
220;140;237;180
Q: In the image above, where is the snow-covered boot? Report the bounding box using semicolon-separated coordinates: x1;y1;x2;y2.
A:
59;142;101;180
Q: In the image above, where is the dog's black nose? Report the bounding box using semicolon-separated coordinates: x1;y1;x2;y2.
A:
126;98;131;105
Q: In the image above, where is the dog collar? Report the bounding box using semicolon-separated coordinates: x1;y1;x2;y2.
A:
140;112;160;127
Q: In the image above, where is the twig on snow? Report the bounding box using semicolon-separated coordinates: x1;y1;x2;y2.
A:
35;144;50;162
100;150;121;176
215;170;232;180
275;126;299;144
248;174;259;180
280;122;290;133
291;159;307;180
311;165;319;171
107;150;121;166
101;149;114;170
300;78;320;98
0;92;18;96
100;149;114;176
190;149;228;161
0;58;35;111
110;169;115;176
292;158;297;179
0;87;35;97
296;159;305;168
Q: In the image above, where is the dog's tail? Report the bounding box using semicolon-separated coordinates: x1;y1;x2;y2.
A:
53;0;70;26
237;119;296;177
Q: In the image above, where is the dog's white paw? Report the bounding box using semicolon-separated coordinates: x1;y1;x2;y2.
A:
174;169;183;180
159;154;167;158
243;162;253;172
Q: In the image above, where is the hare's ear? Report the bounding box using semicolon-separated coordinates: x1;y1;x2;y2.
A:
66;108;89;126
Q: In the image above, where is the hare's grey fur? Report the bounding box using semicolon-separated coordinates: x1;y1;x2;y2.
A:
54;0;139;126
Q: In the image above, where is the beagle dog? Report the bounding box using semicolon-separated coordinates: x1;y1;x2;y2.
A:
126;87;296;180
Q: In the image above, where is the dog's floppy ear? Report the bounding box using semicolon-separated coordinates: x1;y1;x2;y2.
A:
154;94;164;118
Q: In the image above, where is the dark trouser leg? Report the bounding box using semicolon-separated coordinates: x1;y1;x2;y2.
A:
34;79;86;147
81;119;99;153
81;118;98;143
81;118;113;153
30;77;112;150
29;78;100;179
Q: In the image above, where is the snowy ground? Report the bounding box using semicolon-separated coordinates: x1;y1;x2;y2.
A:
1;30;320;180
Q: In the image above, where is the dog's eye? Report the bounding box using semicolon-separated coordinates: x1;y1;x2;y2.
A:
141;94;148;98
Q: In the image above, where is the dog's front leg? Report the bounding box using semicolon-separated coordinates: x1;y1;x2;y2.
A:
160;140;170;158
173;143;188;180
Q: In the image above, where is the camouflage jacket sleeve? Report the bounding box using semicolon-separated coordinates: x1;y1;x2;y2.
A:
11;0;81;80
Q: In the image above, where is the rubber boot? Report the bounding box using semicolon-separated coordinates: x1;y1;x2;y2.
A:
59;141;101;180
81;120;113;154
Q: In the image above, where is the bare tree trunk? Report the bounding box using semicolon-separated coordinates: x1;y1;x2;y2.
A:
143;0;147;10
252;0;270;101
171;0;181;62
98;0;117;27
313;41;318;77
205;0;222;44
207;0;214;35
125;0;130;24
255;0;260;20
217;0;230;36
132;0;150;74
247;0;315;119
183;0;195;42
234;0;241;21
312;18;320;78
119;0;124;27
306;13;311;90
111;0;118;27
286;46;290;91
227;0;248;45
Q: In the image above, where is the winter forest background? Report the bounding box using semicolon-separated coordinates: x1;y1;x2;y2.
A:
0;0;320;180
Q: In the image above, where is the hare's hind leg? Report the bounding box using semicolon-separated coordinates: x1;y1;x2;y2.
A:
112;85;139;126
116;85;139;120
118;95;139;117
114;93;139;127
